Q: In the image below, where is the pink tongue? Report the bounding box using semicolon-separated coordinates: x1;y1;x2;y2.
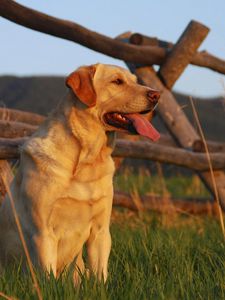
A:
127;114;160;141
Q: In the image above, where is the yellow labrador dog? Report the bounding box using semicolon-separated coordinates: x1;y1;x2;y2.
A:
0;64;160;283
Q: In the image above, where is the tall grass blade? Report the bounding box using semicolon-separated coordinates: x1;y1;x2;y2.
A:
0;291;17;300
2;176;43;300
189;97;225;237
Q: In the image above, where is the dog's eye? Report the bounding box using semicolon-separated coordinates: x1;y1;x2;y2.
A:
111;78;124;85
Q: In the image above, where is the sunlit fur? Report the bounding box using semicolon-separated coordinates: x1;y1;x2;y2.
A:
0;64;157;284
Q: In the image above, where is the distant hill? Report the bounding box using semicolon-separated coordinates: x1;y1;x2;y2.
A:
0;75;66;114
0;75;224;142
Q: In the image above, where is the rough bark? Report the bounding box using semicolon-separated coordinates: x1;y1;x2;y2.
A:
129;33;225;75
114;140;225;171
158;20;209;89
192;139;225;153
156;135;225;152
0;107;45;126
0;109;224;152
0;138;27;159
127;33;225;209
129;66;225;209
1;138;225;171
0;120;37;138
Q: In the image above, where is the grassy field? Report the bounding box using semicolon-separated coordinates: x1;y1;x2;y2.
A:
0;174;224;300
0;212;224;300
114;169;210;198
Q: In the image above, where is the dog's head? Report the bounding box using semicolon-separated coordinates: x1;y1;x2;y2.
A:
66;63;160;141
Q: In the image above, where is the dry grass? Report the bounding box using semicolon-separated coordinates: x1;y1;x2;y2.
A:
0;291;18;300
189;96;225;237
2;174;43;300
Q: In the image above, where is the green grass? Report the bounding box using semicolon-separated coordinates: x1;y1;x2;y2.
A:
114;171;210;198
0;172;221;299
0;213;225;300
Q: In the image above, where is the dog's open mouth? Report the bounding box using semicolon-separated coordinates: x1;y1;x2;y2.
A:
104;112;160;141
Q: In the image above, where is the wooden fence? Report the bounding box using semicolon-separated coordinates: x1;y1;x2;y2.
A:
0;0;225;215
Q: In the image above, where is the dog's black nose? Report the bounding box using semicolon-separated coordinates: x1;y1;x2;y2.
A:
146;89;160;105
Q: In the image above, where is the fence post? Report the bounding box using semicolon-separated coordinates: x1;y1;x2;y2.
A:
123;22;225;209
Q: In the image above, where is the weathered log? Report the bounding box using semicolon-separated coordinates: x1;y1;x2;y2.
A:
1;0;225;74
128;67;225;208
0;0;166;66
158;20;209;89
156;135;225;153
158;135;225;153
192;139;225;153
0;120;38;138
113;191;219;216
1;120;224;154
0;109;224;154
130;34;174;48
0;108;45;126
119;134;225;154
2;118;225;156
122;31;197;148
0;138;27;159
127;35;225;209
114;140;225;171
130;33;225;75
1;138;225;171
137;67;199;147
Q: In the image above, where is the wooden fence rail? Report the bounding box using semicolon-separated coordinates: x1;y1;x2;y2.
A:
1;0;225;74
124;32;225;209
1;136;225;172
1;109;225;152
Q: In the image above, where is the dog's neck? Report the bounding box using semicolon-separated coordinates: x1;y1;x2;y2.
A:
63;92;114;166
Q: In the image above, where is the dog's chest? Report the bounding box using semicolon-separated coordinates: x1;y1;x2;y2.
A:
65;156;115;202
49;157;114;241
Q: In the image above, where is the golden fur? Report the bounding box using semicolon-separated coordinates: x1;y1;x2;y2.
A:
0;64;158;283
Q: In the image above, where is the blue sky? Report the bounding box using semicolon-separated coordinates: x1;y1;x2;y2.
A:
1;0;225;97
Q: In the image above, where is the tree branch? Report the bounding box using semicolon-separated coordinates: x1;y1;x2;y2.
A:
1;0;225;74
0;0;165;65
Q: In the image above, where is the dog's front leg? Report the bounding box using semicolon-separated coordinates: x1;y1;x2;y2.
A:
87;226;111;282
32;232;58;276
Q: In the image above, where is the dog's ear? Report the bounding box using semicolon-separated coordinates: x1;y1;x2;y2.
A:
66;66;96;107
